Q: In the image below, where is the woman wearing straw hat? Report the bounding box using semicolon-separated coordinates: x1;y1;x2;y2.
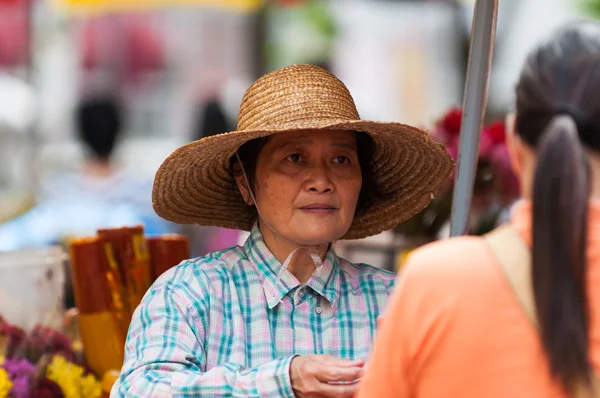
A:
112;64;452;398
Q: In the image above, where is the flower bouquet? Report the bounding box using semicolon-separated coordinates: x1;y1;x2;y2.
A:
395;107;520;239
0;316;101;398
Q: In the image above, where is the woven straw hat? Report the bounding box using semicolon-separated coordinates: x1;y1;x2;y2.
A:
153;64;453;240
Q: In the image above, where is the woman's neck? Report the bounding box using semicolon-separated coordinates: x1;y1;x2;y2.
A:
258;223;328;284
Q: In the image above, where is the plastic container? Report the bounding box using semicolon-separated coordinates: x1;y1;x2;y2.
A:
0;246;67;331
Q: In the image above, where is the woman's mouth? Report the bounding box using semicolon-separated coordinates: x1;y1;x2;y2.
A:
300;204;338;214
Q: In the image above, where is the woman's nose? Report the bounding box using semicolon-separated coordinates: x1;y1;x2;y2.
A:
305;166;335;193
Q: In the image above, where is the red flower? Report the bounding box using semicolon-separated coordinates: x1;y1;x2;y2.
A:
438;107;463;139
0;321;26;358
479;128;494;158
445;128;494;160
486;121;506;144
24;325;77;364
1;322;77;364
30;377;65;398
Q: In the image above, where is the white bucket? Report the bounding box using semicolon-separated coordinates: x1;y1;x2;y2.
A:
0;246;67;331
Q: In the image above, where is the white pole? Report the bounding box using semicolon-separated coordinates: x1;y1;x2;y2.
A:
450;0;498;237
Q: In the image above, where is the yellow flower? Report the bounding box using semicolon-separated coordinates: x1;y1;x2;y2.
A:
80;374;102;398
46;355;101;398
72;340;83;352
0;368;12;398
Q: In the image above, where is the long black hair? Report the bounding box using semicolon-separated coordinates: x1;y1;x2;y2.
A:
515;20;600;394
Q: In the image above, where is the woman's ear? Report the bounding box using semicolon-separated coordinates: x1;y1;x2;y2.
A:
234;173;254;206
506;112;524;177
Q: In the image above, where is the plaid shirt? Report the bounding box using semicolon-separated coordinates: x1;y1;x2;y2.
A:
112;225;396;397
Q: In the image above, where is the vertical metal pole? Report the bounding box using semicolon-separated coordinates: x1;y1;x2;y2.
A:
449;0;498;237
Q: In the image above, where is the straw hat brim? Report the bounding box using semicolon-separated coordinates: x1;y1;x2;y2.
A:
152;118;453;240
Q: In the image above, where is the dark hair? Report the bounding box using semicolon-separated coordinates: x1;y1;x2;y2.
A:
515;21;600;394
231;131;385;217
75;97;122;160
195;99;231;141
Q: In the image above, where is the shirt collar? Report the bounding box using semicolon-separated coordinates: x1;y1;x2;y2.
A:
305;248;340;308
243;224;340;309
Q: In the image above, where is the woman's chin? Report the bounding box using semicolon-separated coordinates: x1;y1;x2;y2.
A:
288;224;349;246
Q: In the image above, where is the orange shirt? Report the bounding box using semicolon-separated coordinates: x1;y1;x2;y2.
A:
358;201;600;398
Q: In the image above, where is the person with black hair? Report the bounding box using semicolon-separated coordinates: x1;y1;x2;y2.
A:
40;97;152;214
0;96;171;253
182;99;242;257
76;97;122;161
194;99;231;141
359;20;600;398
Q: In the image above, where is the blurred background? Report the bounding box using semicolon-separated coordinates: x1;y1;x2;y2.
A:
0;0;589;263
0;2;598;394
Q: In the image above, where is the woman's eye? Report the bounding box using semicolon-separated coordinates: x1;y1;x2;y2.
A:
286;154;304;163
334;156;350;164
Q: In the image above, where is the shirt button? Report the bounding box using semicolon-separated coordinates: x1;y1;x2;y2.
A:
315;306;322;314
299;290;305;298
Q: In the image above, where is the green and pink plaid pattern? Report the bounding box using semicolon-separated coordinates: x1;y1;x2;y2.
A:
112;225;395;397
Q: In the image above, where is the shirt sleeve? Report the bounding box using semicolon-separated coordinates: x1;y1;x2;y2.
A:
110;281;296;398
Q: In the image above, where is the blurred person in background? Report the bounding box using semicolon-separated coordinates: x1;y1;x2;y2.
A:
359;21;600;398
181;98;241;257
193;98;231;141
0;95;172;250
112;64;452;397
41;98;141;206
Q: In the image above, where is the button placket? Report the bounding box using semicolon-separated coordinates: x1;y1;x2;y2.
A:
314;295;323;315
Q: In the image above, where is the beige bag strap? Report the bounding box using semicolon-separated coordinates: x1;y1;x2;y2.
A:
485;225;538;328
485;225;599;398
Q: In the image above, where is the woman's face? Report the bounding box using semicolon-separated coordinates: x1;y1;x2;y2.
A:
240;129;363;246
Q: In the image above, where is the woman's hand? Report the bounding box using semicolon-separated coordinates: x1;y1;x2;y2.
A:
290;355;364;397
